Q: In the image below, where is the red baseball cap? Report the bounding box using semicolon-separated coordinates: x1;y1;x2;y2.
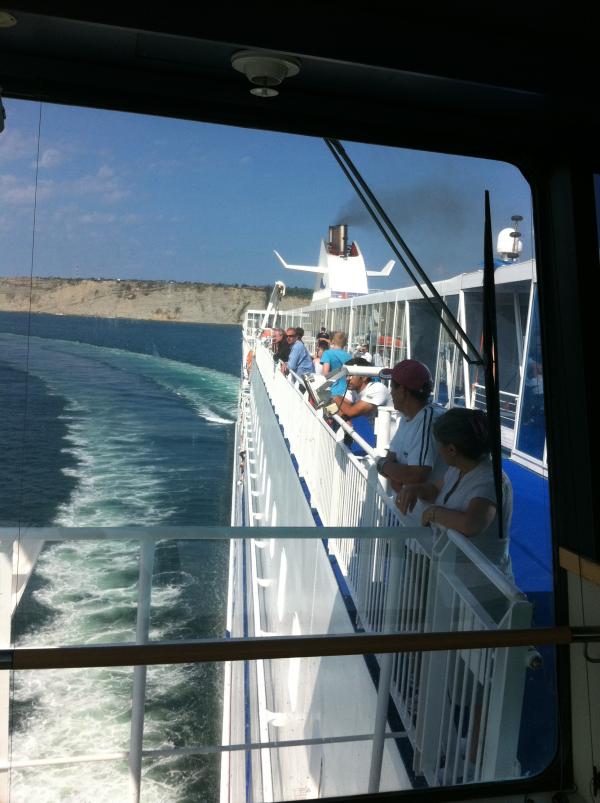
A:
390;359;433;391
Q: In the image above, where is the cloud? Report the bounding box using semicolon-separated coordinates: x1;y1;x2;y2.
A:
0;129;38;164
0;161;131;210
239;156;252;166
0;215;15;233
79;212;117;224
39;148;65;169
0;174;54;206
70;165;131;203
148;159;182;174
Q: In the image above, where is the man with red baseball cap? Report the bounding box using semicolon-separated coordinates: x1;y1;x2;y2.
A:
376;359;446;524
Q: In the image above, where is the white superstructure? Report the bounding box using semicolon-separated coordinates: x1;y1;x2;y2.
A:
275;224;394;302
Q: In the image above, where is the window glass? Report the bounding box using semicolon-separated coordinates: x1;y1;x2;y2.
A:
433;295;459;406
516;290;546;460
0;97;554;801
409;297;442;371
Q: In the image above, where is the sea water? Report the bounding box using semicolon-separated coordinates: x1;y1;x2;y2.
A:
0;312;240;802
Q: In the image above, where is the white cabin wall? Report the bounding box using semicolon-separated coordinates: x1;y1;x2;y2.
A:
248;362;315;527
245;363;411;796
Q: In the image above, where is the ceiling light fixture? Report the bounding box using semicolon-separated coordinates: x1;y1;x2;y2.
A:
0;10;17;28
231;50;301;98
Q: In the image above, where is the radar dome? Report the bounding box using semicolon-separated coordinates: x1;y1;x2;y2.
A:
497;227;523;262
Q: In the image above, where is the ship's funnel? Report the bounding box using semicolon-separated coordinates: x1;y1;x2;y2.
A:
328;224;348;256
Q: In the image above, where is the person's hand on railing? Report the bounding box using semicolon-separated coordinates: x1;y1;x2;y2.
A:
395;485;419;515
420;505;438;527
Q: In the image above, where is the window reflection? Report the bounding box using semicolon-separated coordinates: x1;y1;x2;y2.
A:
517;291;546;460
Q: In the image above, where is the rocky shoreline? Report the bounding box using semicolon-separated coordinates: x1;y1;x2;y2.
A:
0;277;311;324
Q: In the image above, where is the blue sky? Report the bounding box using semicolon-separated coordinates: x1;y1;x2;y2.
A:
0;98;534;290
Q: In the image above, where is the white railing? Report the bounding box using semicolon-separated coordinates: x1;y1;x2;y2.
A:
0;526;413;802
253;342;399;529
414;529;532;786
249;342;535;788
472;384;519;430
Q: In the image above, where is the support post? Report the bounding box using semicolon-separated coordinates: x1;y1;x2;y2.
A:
375;407;395;496
368;536;404;794
129;538;156;803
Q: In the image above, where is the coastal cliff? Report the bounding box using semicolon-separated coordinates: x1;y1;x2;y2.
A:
0;277;312;324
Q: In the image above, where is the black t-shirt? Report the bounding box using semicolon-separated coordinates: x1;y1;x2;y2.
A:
274;339;290;361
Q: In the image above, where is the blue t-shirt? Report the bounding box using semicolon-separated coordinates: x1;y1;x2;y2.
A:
320;348;351;395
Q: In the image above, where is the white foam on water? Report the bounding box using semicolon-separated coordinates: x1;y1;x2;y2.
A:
3;332;230;802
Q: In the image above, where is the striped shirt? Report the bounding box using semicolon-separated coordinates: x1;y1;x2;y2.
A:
388;403;446;482
388;403;446;526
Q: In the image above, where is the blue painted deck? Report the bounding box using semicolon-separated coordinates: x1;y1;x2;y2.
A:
503;458;557;776
503;457;554;627
504;458;553;594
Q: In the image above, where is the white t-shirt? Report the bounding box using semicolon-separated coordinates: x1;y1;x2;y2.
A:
388;404;445;478
344;381;392;421
358;381;392;416
435;457;513;575
388;403;446;525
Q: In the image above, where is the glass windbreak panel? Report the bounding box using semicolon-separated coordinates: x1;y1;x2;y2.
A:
1;97;553;801
408;297;442;371
375;300;397;367
463;284;530;428
433;295;459;406
464;288;485;410
393;300;407;365
495;289;522;430
7;528;556;798
9;642;556;801
516;289;546;460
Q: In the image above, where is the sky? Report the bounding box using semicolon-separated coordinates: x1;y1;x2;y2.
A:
0;98;535;291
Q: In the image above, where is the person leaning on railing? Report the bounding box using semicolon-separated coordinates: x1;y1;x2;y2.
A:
270;327;290;363
332;357;391;422
332;356;393;455
320;331;352;396
375;359;446;525
313;339;329;375
280;327;314;385
395;407;513;576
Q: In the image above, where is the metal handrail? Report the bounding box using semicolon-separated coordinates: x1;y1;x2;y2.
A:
284;361;383;460
0;626;583;671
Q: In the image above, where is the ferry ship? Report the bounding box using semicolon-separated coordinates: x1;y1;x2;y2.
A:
0;8;599;803
222;223;552;799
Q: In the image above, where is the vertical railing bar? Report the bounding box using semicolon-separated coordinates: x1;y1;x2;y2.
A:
129;537;156;803
475;647;494;779
376;541;389;632
445;645;462;786
399;546;416;698
464;646;483;783
435;587;457;784
404;547;421;700
372;540;382;632
452;647;471;783
368;537;403;794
